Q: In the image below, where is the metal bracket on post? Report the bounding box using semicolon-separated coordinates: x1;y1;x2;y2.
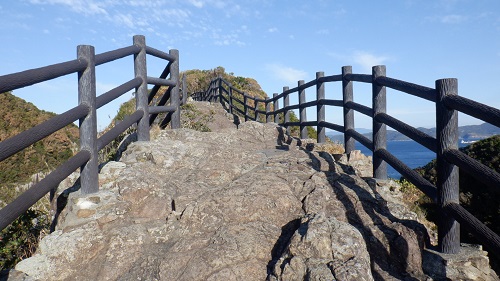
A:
342;66;355;153
316;72;325;143
372;65;387;180
78;45;98;195
170;49;180;129
436;78;460;254
133;35;150;141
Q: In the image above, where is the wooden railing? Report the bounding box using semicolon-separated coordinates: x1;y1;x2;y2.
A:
192;66;500;257
0;35;183;231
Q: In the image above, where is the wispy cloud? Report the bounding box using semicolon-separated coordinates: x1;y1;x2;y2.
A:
112;13;135;28
211;28;245;46
328;51;390;72
266;64;308;84
353;51;389;72
27;0;242;42
187;0;204;8
29;0;108;15
268;27;278;33
315;29;329;35
440;14;467;24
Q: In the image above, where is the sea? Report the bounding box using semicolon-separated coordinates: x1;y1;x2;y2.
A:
354;140;470;179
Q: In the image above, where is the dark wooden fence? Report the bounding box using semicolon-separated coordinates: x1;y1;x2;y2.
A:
0;35;184;231
192;66;500;258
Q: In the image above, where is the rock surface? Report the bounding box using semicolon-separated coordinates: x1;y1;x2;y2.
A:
10;101;499;280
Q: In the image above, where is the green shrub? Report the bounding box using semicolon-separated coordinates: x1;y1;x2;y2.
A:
0;209;50;270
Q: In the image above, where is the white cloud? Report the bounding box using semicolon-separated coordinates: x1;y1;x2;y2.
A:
440;14;467;24
315;29;329;35
353;51;389;72
326;52;348;61
266;64;308;84
268;27;278;33
112;13;135;28
30;0;108;15
328;51;390;72
188;0;204;8
211;27;245;46
152;8;191;23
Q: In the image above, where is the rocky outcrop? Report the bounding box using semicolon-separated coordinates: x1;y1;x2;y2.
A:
9;102;499;280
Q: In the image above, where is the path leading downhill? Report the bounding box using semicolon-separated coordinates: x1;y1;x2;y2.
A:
9;101;497;281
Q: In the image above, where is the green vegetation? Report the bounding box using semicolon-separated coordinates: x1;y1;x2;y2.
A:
180;103;214;132
0;92;79;270
182;66;268;101
182;66;269;124
399;135;500;265
0;209;50;269
413;136;500;235
97;98;137;163
183;67;318;139
0;92;79;189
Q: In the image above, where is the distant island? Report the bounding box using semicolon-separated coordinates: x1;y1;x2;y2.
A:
327;122;500;143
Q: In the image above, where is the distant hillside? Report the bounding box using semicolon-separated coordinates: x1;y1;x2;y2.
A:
415;135;500;273
0;92;79;202
111;67;270;128
327;123;500;143
182;66;268;101
181;67;317;138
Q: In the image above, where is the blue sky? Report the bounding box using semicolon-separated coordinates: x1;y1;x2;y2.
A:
1;0;499;131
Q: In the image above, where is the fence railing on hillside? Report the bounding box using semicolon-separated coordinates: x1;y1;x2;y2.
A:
192;66;500;258
0;35;184;231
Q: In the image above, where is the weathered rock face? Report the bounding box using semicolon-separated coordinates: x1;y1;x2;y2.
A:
9;102;499;281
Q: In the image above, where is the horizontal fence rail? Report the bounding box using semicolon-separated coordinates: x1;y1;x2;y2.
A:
0;35;184;231
192;66;500;258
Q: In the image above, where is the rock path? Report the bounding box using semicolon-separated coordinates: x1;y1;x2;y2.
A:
9;101;498;281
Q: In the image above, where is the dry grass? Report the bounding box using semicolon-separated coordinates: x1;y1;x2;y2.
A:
150;124;162;140
314;139;345;155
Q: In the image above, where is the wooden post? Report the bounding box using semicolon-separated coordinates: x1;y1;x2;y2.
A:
216;77;221;103
342;66;355;153
273;93;279;123
284;86;290;135
181;74;187;105
229;87;233;114
316;72;325;143
244;95;248;121
169;49;180;129
266;99;272;123
133;35;150;140
298;80;307;139
210;80;214;101
78;45;98;194
436;78;460;254
372;65;387;180
255;100;259;121
207;80;212;101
